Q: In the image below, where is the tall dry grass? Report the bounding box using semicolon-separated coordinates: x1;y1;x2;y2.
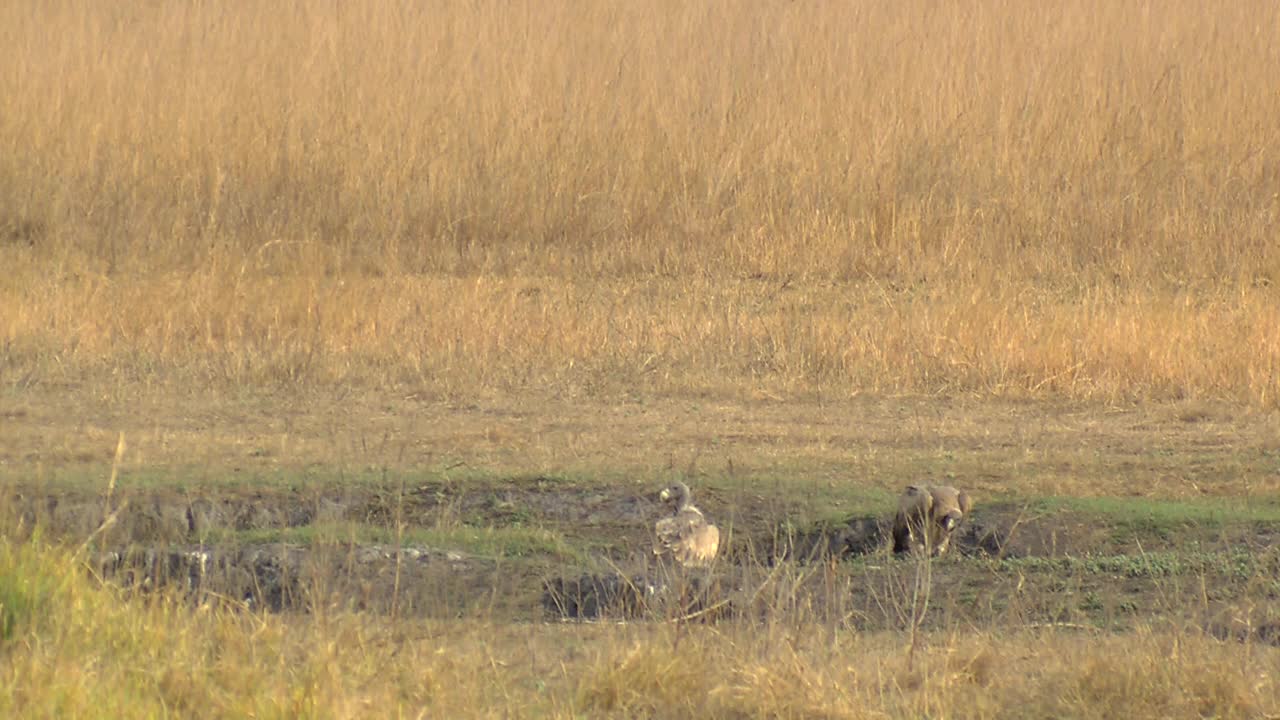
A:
2;0;1279;404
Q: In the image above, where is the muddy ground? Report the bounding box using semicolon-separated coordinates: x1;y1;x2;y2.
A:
7;478;1280;641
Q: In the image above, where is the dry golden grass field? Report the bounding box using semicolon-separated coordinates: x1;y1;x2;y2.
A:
3;1;1280;718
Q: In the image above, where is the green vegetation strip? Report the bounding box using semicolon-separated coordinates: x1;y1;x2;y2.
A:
992;549;1279;580
1032;495;1280;526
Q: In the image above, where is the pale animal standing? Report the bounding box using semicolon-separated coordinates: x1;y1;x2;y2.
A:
653;481;720;568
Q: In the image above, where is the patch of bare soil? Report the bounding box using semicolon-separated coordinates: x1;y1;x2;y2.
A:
90;543;519;617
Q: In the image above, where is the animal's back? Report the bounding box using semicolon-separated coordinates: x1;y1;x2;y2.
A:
655;507;719;567
678;520;719;567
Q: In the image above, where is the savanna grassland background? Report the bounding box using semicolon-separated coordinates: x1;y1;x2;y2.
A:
3;1;1280;718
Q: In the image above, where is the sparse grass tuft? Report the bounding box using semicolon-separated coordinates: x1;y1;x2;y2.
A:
0;535;60;642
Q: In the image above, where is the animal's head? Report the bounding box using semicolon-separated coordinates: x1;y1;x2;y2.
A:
893;485;972;557
659;481;691;509
939;509;964;533
930;489;972;555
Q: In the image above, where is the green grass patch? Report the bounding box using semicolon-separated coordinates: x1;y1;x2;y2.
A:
0;536;62;642
993;548;1277;581
1032;495;1280;527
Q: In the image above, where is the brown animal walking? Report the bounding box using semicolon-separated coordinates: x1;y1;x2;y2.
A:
892;484;972;557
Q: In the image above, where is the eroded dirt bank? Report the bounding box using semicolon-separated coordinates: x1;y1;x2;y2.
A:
7;480;1280;638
